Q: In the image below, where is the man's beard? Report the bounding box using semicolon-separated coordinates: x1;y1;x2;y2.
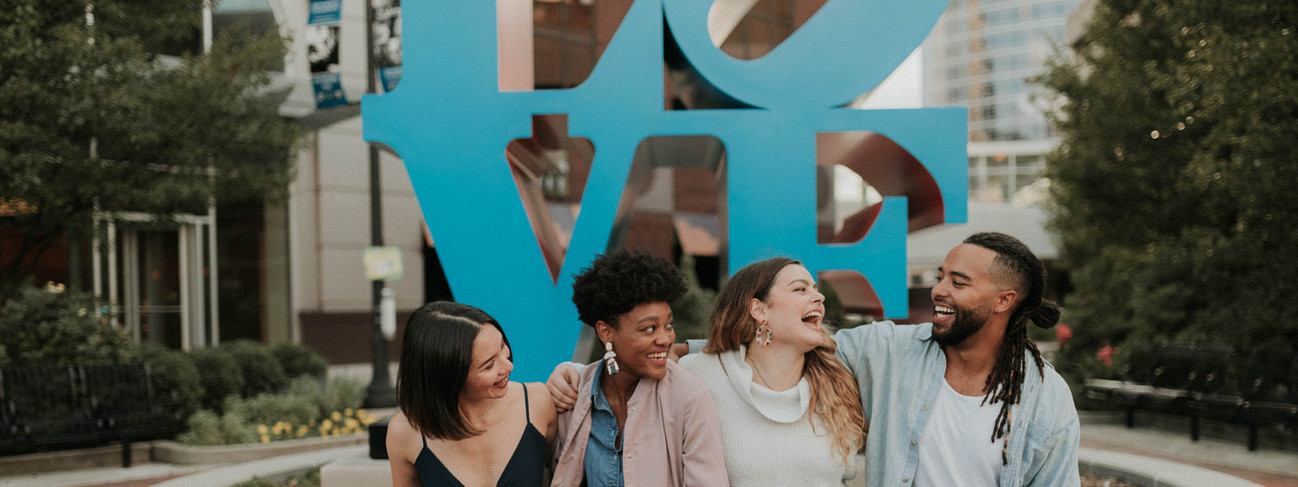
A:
933;302;992;347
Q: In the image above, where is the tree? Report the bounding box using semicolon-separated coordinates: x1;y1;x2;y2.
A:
0;0;299;299
1037;0;1298;357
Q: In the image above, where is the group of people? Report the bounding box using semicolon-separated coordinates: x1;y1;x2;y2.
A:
385;232;1081;487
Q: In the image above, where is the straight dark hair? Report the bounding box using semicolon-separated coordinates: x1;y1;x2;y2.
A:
396;301;509;441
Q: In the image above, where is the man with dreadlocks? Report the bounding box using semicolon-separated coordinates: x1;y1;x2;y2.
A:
833;232;1079;486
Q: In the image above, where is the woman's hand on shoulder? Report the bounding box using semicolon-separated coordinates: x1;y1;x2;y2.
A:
545;363;582;413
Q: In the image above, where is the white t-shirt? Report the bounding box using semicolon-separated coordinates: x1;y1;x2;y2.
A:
913;380;1004;487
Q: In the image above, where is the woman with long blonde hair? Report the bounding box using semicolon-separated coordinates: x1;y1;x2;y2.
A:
678;257;866;486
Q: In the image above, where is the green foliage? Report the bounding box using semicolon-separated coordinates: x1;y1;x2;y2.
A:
271;343;329;380
672;254;717;342
0;282;127;367
0;0;300;291
189;346;245;412
1036;0;1298;365
818;279;851;330
178;409;258;446
125;342;203;419
179;377;371;446
221;340;289;397
234;470;320;487
225;391;319;428
285;376;367;418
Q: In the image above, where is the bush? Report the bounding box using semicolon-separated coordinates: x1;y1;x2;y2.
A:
286;376;366;417
235;470;320;487
221;340;288;397
0;281;128;367
180;377;374;445
125;343;203;420
178;409;258;446
190;346;245;412
271;343;328;380
226;392;319;427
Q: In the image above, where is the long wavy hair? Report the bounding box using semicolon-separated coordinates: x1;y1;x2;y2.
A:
704;257;866;466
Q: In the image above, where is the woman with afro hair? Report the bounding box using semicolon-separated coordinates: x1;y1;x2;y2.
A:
548;250;728;487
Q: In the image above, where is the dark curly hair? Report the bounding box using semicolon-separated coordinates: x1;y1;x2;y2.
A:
571;250;687;329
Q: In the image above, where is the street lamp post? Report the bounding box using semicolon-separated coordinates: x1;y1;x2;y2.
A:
363;0;396;409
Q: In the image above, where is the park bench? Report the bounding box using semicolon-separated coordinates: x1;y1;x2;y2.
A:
0;363;179;466
1085;342;1228;428
1086;342;1296;450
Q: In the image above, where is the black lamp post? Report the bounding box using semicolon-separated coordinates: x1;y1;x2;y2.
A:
363;0;396;409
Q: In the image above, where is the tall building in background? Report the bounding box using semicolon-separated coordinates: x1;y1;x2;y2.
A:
921;0;1079;204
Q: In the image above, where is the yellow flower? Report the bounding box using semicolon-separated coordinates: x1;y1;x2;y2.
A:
344;408;354;417
297;425;309;438
257;424;269;435
344;418;360;430
260;435;270;444
330;411;342;422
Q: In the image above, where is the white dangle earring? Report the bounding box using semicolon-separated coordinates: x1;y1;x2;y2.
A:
755;320;773;346
602;341;620;376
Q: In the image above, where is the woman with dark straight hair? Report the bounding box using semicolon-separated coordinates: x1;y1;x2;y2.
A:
387;301;557;487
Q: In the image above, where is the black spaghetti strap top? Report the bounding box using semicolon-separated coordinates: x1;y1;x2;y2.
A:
415;383;547;486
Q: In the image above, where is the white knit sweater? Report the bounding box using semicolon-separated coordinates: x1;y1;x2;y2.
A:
679;347;856;487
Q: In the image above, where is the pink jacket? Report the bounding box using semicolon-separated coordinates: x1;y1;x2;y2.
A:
550;360;729;487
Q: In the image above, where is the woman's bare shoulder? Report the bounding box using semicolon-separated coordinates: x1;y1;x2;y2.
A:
386;411;422;461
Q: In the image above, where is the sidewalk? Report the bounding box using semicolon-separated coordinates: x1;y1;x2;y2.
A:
4;410;1296;487
1079;411;1298;487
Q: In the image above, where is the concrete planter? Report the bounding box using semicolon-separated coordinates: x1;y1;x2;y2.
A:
153;434;367;465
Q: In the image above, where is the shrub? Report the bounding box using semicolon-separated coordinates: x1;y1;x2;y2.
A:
271;343;328;380
0;281;128;367
226;391;320;427
235;470;320;487
286;376;366;416
125;343;203;420
182;377;374;445
189;346;245;412
178;409;258;446
221;340;288;396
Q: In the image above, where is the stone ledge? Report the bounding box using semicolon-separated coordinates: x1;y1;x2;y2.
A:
1079;448;1263;487
152;434;367;465
0;442;153;476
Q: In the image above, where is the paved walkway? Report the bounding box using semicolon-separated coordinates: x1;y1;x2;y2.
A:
1079;411;1298;487
3;411;1295;487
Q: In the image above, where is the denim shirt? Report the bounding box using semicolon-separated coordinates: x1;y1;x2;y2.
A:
585;370;625;487
833;321;1080;487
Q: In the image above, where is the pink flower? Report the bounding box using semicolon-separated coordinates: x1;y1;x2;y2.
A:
1055;323;1073;344
1097;342;1114;367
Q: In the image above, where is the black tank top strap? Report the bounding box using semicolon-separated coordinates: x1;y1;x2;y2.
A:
520;382;532;425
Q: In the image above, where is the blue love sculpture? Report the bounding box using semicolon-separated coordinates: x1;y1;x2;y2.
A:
363;0;966;380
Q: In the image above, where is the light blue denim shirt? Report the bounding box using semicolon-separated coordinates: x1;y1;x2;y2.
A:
585;369;625;487
833;321;1080;487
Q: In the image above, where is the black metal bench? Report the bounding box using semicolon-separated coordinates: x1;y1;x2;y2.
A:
1086;342;1296;450
0;363;179;465
1084;342;1228;429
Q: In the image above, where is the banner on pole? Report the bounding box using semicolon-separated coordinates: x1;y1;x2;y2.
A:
308;0;346;108
372;0;402;93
